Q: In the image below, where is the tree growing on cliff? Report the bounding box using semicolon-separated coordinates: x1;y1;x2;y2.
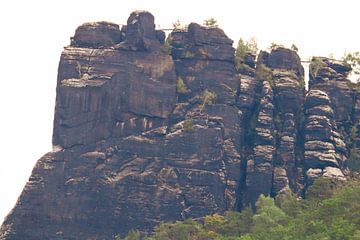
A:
176;77;189;94
269;42;284;51
235;37;258;72
343;51;360;76
203;17;218;27
291;44;299;52
200;90;217;109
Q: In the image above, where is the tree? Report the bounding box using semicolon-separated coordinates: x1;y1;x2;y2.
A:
275;188;301;217
200;90;217;109
203;17;218;27
172;19;181;29
269;42;284;51
291;44;299;52
172;19;188;31
124;230;141;240
235;37;258;71
310;57;326;78
343;51;360;76
255;64;273;85
176;77;189;94
250;195;288;240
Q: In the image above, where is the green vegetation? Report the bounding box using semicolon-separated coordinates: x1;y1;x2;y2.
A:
115;230;141;240
343;51;360;74
203;17;218;27
310;57;326;78
349;147;360;171
161;35;172;55
347;123;360;171
235;37;258;72
172;19;188;31
184;51;195;58
200;90;217;109
176;77;189;94
269;42;284;51
125;177;360;239
255;64;273;86
220;83;237;97
183;118;195;133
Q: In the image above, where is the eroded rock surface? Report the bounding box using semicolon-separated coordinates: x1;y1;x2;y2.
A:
0;10;358;240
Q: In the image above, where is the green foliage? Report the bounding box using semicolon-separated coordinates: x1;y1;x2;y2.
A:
269;42;284;51
251;195;288;240
349;147;360;171
310;57;326;78
136;177;360;240
172;19;188;31
124;230;141;240
305;177;338;202
184;51;195;58
255;64;273;86
235;37;258;72
176;77;189;94
343;51;360;74
183;118;194;133
345;122;360;171
153;219;213;240
161;35;172;55
275;188;301;217
220;83;237;97
203;209;253;237
200;90;217;109
203;17;218;27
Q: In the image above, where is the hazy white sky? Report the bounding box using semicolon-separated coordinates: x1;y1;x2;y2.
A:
0;0;359;223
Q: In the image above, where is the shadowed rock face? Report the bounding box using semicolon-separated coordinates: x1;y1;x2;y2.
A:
0;10;358;239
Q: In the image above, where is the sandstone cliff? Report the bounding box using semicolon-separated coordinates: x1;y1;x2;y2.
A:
0;11;358;239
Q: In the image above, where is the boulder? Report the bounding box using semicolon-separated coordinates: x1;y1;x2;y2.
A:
71;21;122;48
268;47;304;76
117;11;161;51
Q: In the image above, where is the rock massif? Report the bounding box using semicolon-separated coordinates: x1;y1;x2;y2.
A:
1;11;359;239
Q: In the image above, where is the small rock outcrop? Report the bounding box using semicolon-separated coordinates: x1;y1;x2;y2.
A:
0;10;358;240
71;21;122;48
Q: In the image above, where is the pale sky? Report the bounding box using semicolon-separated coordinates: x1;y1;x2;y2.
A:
1;0;359;223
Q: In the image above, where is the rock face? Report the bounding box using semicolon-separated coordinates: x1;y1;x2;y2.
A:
0;11;358;239
303;90;346;182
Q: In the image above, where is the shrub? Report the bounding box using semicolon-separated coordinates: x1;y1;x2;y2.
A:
200;90;217;109
124;230;141;240
161;35;172;55
343;51;360;74
349;147;360;171
310;57;326;78
203;17;218;27
269;42;284;51
172;19;188;31
184;51;195;58
176;77;189;94
255;64;273;86
235;37;258;71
